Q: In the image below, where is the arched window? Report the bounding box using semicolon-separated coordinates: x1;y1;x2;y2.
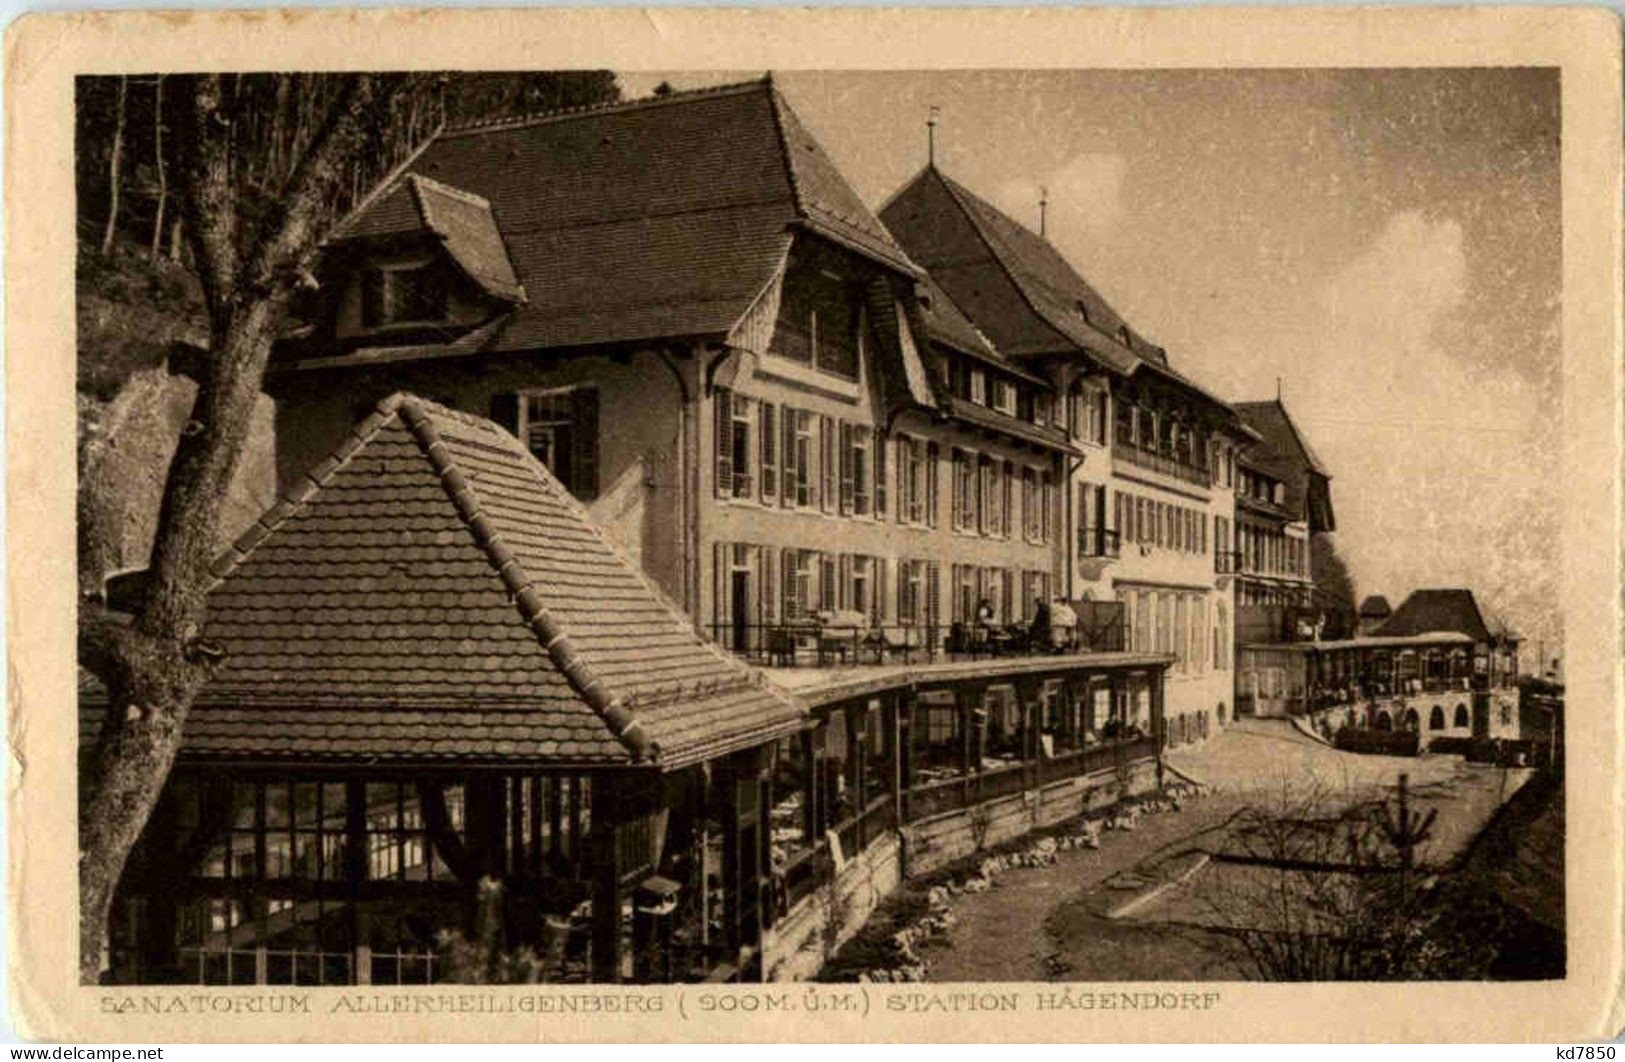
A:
1454;703;1470;728
1429;705;1446;730
1403;708;1420;731
1376;711;1393;731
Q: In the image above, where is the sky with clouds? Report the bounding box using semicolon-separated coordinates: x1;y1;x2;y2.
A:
621;69;1562;657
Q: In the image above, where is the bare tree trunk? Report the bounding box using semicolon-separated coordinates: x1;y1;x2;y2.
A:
149;76;166;263
77;72;414;983
167;216;183;263
99;75;127;255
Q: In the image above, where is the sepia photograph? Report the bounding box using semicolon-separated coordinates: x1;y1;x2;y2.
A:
6;4;1619;1044
71;63;1566;989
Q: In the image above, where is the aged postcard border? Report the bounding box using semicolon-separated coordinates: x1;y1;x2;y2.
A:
7;5;1622;1043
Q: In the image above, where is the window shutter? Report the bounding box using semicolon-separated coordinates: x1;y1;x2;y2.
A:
715;389;733;499
839;421;854;514
782;407;797;507
874;428;888;517
571;388;599;500
782;548;797;619
927;562;941;632
897;559;910;623
926;443;939;527
489;392;521;436
760;402;777;501
712;541;728;638
764;547;778;624
819;416;834;512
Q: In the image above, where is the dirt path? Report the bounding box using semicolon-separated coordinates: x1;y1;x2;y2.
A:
922;792;1249;982
920;720;1528;982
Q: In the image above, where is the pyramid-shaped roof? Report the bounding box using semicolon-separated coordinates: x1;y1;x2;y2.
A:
328;78;916;357
147;393;805;769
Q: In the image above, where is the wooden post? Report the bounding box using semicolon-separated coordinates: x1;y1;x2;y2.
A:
344;780;371;986
589;784;625;983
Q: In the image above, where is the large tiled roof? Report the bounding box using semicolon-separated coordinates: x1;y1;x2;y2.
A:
328;78;915;356
84;394;805;769
1375;589;1496;643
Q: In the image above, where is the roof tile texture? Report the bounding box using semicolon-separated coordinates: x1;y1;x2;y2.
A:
144;394;805;768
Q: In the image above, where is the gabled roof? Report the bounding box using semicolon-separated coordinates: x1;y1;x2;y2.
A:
339;174;526;303
324;78;916;357
1375;589;1496;643
1358;594;1393;618
111;393;805;769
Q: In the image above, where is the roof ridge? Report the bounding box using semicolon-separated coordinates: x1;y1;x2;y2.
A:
763;83;809;223
391;393;661;763
439;76;773;138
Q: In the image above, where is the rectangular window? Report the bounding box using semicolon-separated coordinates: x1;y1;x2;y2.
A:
1001;461;1014;538
903;437;924;523
952;449;973;530
852;426;871;516
1116;400;1135;447
979;457;998;536
730;393;754;499
760;403;777;501
494;387;600;500
969;369;987;406
1020;468;1037;541
992;378;1016;416
850;555;872;618
794;410;815;508
361;263;448;328
1034;391;1053;428
819;554;837;613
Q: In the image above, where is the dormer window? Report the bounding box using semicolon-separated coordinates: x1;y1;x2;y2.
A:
772;256;862;380
361;262;448;328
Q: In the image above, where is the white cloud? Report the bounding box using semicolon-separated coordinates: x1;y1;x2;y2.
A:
1288;211;1560;652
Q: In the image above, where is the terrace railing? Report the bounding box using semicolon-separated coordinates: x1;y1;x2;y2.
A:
710;619;1125;668
1113;443;1214;488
